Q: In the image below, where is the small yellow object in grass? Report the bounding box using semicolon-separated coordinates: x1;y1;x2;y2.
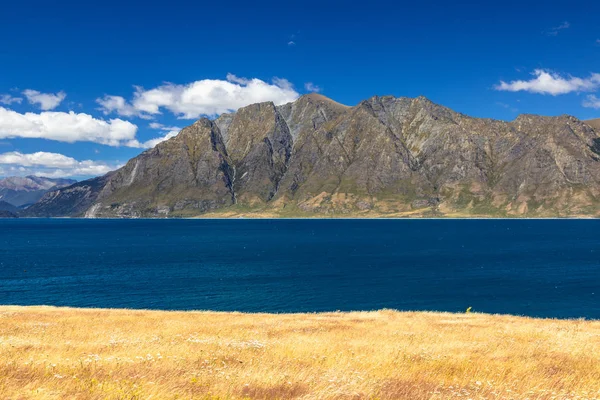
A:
466;306;472;313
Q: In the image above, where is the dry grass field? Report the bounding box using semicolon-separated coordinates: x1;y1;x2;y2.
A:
1;307;599;399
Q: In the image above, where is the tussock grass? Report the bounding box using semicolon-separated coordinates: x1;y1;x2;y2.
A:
1;307;599;399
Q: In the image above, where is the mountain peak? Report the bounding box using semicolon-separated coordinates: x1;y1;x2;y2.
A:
295;93;350;107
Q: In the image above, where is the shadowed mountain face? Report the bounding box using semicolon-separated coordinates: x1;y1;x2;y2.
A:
0;200;18;213
25;94;600;218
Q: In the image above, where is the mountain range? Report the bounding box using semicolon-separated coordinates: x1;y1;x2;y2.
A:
0;176;76;208
24;94;600;218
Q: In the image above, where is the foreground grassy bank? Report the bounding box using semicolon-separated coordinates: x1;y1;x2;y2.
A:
1;307;599;399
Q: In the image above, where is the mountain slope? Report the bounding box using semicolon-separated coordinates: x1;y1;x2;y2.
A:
28;119;234;218
0;200;18;213
26;95;600;218
586;119;600;131
0;176;76;207
0;210;17;218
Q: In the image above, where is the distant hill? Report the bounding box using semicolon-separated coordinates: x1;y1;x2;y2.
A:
23;94;600;218
586;119;600;131
0;176;76;207
0;200;18;213
0;210;17;218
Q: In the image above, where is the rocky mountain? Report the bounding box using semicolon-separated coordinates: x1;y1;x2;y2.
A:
0;176;76;208
25;94;600;218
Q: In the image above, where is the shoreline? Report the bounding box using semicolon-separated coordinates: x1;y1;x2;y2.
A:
6;215;600;220
0;305;596;320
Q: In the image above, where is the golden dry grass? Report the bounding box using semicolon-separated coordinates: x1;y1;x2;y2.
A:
1;307;600;399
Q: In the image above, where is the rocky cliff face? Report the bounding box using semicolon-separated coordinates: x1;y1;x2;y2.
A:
25;94;600;218
30;119;234;218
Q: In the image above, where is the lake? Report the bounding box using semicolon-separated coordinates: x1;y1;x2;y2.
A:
1;219;599;318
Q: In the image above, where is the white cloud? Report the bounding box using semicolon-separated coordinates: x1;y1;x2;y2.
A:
494;69;600;95
304;82;321;93
96;95;140;117
0;94;22;105
271;77;294;91
0;151;120;178
583;95;600;109
545;21;570;36
23;90;67;110
148;122;182;132
288;41;296;46
0;152;78;168
225;73;250;85
130;131;179;149
0;107;138;146
97;74;300;119
127;122;182;148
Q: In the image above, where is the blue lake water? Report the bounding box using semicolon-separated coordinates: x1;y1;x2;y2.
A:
1;219;599;318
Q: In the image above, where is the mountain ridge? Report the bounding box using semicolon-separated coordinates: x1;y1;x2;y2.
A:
0;176;76;208
25;94;600;218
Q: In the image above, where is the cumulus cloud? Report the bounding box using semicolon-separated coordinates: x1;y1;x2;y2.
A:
23;90;67;110
583;95;600;109
0;151;78;168
129;131;179;149
225;73;250;85
0;151;120;178
271;77;294;91
149;122;181;131
0;107;138;147
97;74;300;119
126;122;182;148
96;95;140;117
304;82;321;92
545;21;570;36
0;94;22;105
494;69;600;95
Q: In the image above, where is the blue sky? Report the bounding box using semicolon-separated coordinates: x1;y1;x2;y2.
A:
0;0;599;179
